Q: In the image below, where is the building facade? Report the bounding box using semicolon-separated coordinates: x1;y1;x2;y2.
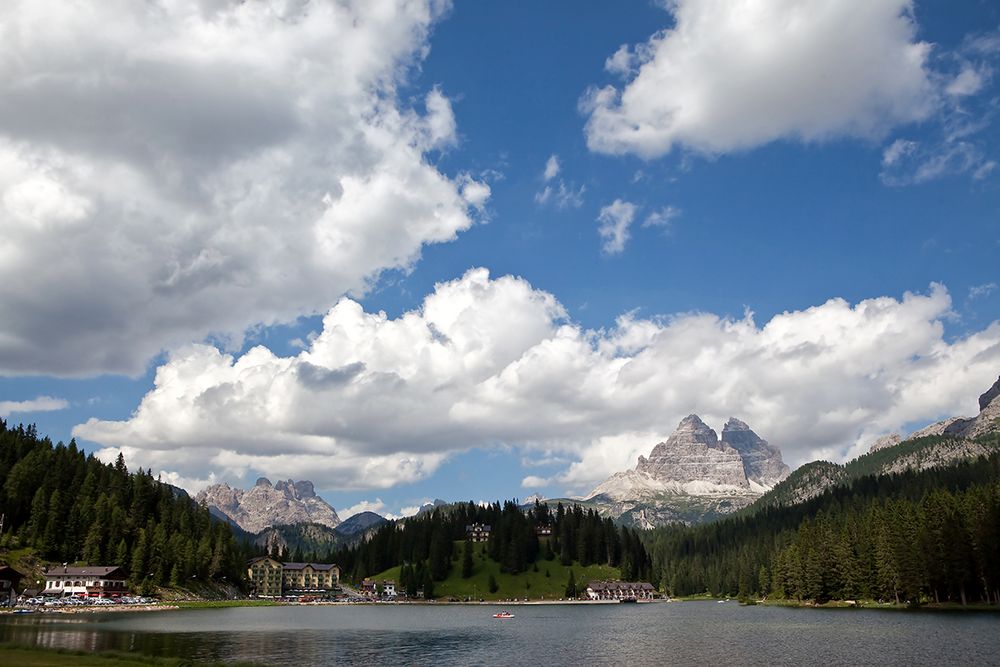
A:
281;562;339;596
43;566;127;598
0;566;23;606
247;558;340;598
585;581;655;601
247;557;284;597
360;578;397;598
466;523;491;542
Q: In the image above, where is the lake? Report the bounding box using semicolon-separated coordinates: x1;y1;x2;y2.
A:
2;602;999;666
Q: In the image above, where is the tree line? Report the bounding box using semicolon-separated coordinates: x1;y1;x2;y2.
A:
0;420;248;593
333;499;651;589
648;435;1000;606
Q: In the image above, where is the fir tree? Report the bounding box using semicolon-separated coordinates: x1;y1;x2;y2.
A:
565;569;576;598
462;539;474;578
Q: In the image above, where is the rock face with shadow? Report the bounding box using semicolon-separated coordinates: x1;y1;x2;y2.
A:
196;477;341;534
584;415;790;528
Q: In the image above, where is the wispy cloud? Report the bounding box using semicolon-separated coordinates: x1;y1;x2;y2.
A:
0;395;69;418
642;206;681;232
968;282;997;301
535;154;584;208
543;154;560;181
597;199;638;255
535;181;586;209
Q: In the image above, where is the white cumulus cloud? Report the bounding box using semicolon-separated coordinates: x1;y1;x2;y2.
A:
73;270;1000;495
583;0;935;157
0;0;487;377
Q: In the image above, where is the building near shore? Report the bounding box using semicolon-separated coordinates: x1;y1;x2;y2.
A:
585;581;655;601
247;558;340;598
0;565;23;606
42;565;127;598
281;562;339;596
359;578;399;598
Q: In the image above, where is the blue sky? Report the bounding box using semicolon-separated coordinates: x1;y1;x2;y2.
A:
1;0;999;520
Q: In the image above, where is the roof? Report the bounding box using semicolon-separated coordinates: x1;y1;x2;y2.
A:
44;566;124;578
248;557;282;566
465;524;491;531
282;562;338;572
0;566;24;581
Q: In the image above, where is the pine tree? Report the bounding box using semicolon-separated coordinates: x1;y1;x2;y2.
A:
488;573;498;594
422;570;435;599
41;488;65;558
565;569;576;598
462;539;474;578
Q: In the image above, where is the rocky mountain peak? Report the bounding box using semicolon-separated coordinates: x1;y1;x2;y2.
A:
589;415;791;521
273;479;316;499
980;375;1000;412
677;414;721;445
723;417;750;432
195;477;340;534
631;414;748;489
721;417;791;487
907;373;1000;442
868;433;902;453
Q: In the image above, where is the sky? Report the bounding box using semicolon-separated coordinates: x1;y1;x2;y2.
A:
1;0;999;521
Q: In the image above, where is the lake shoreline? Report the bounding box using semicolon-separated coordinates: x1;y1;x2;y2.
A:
5;596;997;615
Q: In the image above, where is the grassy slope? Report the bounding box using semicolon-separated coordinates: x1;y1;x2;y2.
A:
0;643;260;667
370;541;620;600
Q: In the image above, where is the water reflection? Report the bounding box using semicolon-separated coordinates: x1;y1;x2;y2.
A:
2;604;999;666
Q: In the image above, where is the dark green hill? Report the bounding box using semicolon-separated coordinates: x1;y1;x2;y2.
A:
747;434;1000;515
648;435;1000;605
0;420;249;594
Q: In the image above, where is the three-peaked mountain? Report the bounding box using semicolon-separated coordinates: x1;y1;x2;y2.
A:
581;415;790;528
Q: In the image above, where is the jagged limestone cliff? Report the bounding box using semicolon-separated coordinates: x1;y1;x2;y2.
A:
584;415;789;527
196;477;341;533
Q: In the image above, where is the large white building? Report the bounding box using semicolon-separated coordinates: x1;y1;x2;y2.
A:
43;565;127;598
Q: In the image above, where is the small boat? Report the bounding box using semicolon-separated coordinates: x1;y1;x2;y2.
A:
492;611;514;619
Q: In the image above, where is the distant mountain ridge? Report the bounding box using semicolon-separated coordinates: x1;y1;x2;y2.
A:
195;477;342;534
750;373;1000;513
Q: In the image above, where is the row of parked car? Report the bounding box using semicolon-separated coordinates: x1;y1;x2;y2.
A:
20;595;156;607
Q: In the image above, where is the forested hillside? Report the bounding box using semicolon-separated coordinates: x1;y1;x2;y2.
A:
0;421;248;593
334;499;651;593
648;434;1000;606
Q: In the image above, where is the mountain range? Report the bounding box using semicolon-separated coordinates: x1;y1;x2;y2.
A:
549;374;1000;528
192;373;1000;536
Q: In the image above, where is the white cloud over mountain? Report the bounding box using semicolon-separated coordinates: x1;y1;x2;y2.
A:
74;269;1000;494
583;0;935;157
0;0;486;377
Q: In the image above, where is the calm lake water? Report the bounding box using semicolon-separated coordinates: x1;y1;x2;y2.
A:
2;602;999;666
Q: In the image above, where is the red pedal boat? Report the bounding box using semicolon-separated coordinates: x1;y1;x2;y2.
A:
492;611;514;618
